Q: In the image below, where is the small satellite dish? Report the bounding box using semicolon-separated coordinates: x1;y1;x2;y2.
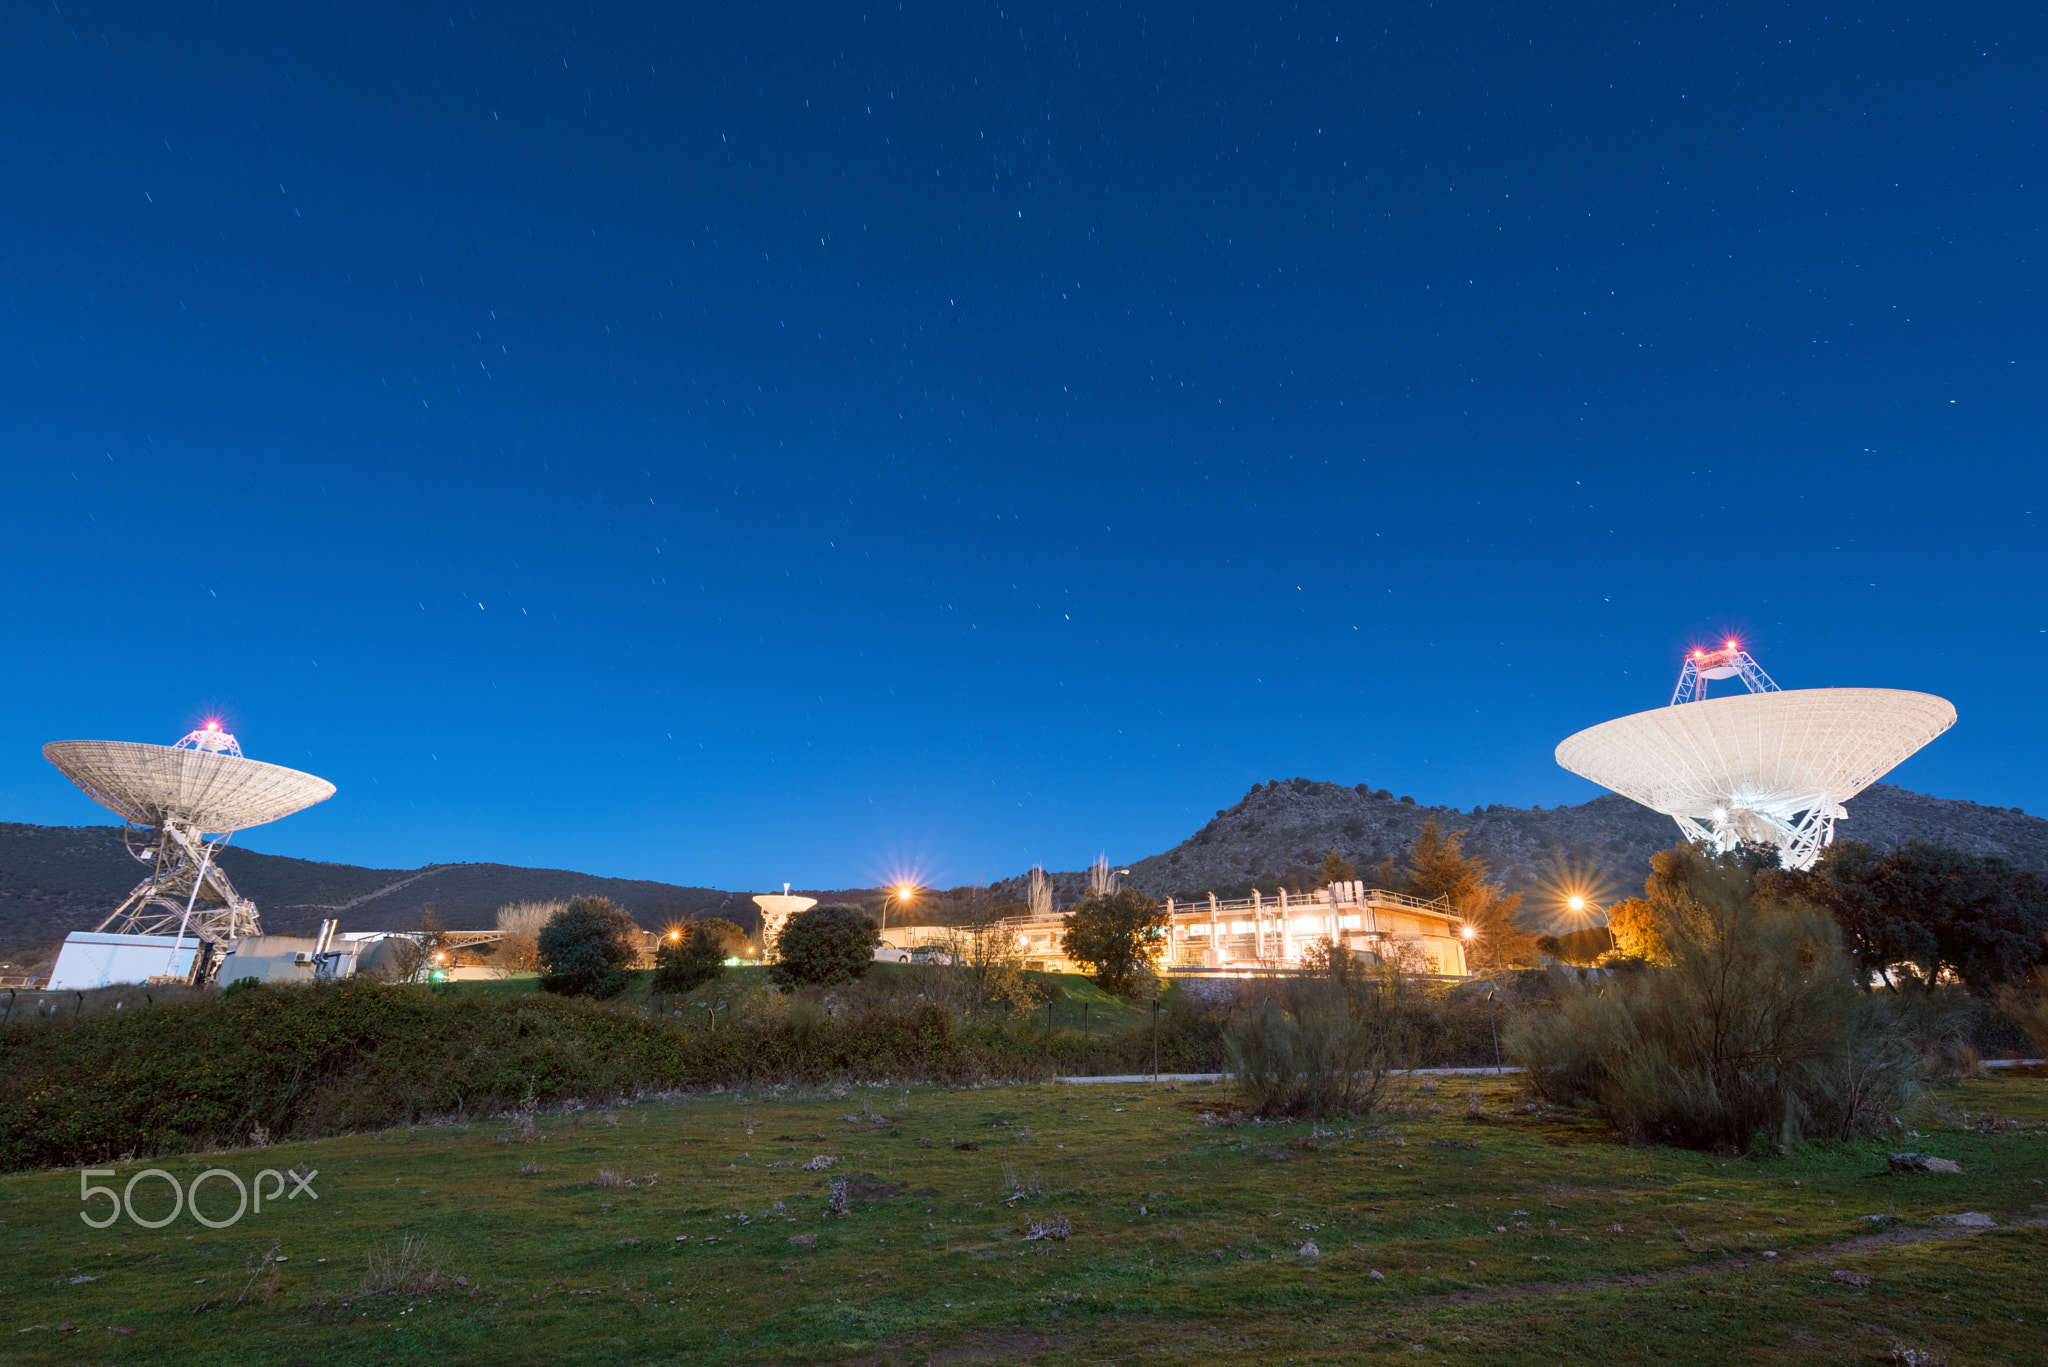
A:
752;889;817;963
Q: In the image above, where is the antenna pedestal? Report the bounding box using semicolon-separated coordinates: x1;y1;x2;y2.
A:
97;820;261;981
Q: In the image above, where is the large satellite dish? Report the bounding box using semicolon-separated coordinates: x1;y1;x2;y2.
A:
43;724;335;979
1555;644;1955;870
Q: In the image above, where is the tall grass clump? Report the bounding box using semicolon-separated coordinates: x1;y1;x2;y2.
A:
1508;844;1944;1151
1223;956;1395;1118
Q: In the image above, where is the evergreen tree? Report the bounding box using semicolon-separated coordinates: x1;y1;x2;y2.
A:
1401;817;1484;903
651;916;745;994
768;905;880;988
1318;847;1358;886
1397;816;1535;970
537;896;640;999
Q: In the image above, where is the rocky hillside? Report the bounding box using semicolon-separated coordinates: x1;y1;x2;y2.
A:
994;781;2048;928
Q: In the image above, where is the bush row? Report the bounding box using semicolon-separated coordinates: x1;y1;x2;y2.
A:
0;980;1026;1173
0;972;1535;1172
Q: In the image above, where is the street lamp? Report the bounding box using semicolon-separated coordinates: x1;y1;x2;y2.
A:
883;884;916;933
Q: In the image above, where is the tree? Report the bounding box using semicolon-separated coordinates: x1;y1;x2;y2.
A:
928;887;1041;1016
1535;926;1616;966
1392;817;1536;970
1608;844;1775;967
493;900;562;977
1059;888;1169;996
769;905;880;988
1318;847;1358;886
1604;895;1659;962
537;896;640;999
651;917;745;994
1763;840;2048;993
366;907;449;984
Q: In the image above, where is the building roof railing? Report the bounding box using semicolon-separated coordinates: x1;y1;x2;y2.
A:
998;884;1453;930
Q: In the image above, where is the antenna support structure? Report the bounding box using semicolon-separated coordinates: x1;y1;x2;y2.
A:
98;729;266;973
1670;643;1779;705
1665;646;1834;863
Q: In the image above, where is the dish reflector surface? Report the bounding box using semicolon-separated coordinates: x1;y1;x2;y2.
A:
44;740;336;832
1555;688;1955;821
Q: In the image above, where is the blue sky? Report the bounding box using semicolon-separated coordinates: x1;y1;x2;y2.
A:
2;3;2041;890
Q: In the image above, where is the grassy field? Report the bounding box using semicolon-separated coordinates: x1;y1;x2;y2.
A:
2;1071;2043;1365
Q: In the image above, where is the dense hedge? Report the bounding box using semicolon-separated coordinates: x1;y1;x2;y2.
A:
0;980;1032;1173
0;975;1540;1173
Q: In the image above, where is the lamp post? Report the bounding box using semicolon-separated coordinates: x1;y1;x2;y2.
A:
882;884;917;934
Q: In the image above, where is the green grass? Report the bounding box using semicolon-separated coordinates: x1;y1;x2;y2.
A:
4;1070;2045;1364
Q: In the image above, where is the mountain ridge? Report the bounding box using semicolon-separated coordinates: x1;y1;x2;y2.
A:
987;781;2048;926
5;782;2042;971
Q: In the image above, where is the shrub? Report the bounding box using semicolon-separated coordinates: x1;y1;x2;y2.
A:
769;905;879;988
221;977;262;999
1508;845;1941;1151
0;979;1037;1172
651;919;735;994
537;896;640;999
1993;978;2048;1057
1223;976;1393;1119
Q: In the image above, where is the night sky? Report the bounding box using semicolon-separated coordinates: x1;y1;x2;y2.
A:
3;4;2041;891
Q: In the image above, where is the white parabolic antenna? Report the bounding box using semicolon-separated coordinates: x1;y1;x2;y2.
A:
752;888;817;963
1554;645;1955;871
44;724;336;972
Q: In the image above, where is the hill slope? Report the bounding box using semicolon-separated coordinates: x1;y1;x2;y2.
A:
0;823;752;970
992;781;2048;926
8;782;2042;973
